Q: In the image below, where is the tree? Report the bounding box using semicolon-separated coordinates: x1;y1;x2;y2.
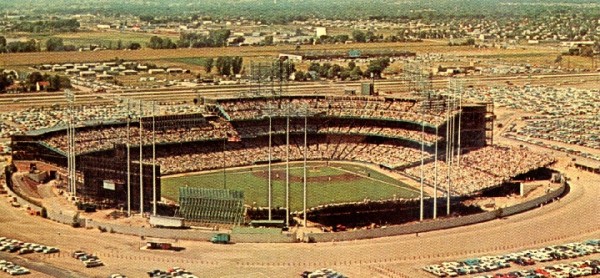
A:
27;72;44;90
0;72;14;92
308;63;321;73
231;36;245;45
128;42;141;50
0;36;6;47
327;64;342;79
148;36;163;49
263;35;274;46
117;39;123;50
294;71;306;81
46;38;64;51
140;15;154;22
348;61;356;70
352;30;366;43
364;58;390;78
349;66;363;80
203;58;214;73
231;56;243;75
209;29;231;47
215;57;232;76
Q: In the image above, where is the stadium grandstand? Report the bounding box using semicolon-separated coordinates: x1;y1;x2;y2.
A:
7;93;554;211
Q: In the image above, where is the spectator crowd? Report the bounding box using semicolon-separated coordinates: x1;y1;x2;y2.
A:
403;145;555;195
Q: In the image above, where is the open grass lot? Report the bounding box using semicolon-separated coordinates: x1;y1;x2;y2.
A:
161;161;420;211
55;31;178;46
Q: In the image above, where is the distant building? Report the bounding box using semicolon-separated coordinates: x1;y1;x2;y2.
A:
278;53;303;62
148;69;166;74
97;24;111;30
315;27;327;38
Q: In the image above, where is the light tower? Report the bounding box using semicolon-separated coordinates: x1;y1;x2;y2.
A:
65;90;76;198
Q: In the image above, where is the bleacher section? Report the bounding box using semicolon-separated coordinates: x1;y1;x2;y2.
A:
178;187;245;227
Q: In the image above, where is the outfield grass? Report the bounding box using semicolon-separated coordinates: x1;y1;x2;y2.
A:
162;162;420;211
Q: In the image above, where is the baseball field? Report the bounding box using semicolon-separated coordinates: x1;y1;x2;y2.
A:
161;161;421;211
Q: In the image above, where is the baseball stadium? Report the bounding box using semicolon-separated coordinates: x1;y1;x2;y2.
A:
6;91;558;232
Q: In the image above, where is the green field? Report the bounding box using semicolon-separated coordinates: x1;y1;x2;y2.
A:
162;162;421;211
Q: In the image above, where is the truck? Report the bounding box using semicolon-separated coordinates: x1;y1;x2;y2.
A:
149;215;184;228
210;233;230;244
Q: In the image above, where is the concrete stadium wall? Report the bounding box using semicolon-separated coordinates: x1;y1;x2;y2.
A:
501;183;565;217
231;233;297;243
78;218;297;243
81;219;214;241
46;209;77;226
305;183;566;243
21;176;565;243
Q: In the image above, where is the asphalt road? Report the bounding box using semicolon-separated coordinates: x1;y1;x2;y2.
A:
0;158;597;277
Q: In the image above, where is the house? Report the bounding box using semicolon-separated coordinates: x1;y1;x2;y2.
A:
148;69;166;74
80;71;96;78
166;68;183;74
36;81;50;91
278;53;303;62
315;27;327;38
97;74;114;81
121;70;138;76
66;69;81;75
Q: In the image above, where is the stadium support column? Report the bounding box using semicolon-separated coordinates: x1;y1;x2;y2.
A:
152;101;156;216
434;125;438;219
303;107;308;228
139;100;144;215
285;104;290;228
419;106;425;222
126;100;131;217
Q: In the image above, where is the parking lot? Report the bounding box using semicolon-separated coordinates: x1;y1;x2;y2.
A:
423;240;600;277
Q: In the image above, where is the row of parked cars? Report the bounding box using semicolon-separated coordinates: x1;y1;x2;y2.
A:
147;266;198;278
423;239;600;277
473;258;600;278
0;237;59;255
300;268;347;278
72;250;104;268
0;260;30;276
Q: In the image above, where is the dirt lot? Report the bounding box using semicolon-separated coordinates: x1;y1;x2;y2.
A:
0;40;560;67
